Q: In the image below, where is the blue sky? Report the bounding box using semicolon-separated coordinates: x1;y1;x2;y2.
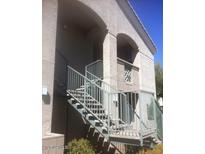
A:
129;0;163;66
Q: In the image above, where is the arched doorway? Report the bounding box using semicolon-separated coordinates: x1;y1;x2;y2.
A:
52;0;107;143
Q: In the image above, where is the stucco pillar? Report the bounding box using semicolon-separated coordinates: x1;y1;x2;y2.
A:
42;0;58;136
103;32;118;88
103;32;118;121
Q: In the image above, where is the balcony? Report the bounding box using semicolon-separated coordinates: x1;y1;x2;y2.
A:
85;58;140;93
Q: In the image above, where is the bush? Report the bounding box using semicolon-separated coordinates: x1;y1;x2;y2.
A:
139;144;163;154
125;145;137;154
67;138;95;154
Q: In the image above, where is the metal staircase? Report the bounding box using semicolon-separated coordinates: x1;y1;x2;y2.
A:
66;64;162;150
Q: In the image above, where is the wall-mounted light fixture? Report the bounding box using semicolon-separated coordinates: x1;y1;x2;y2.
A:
42;86;48;96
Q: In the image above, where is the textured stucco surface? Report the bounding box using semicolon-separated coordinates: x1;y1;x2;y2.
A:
76;0;156;93
139;53;156;93
103;33;118;88
77;0;154;58
42;134;64;154
42;0;58;136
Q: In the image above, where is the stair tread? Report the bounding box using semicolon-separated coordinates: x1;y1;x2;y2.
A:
88;104;104;107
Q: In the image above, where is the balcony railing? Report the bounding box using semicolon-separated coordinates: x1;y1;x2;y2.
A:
117;57;139;84
84;59;162;141
85;60;103;79
85;62;132;124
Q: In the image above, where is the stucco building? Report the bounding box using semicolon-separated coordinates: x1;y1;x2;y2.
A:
42;0;163;153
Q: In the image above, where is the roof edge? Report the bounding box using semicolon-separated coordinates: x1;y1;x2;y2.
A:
117;0;157;54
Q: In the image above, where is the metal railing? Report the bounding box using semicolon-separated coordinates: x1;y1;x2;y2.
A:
67;65;133;137
67;59;163;144
85;65;132;124
85;60;163;142
154;99;163;140
117;57;138;69
85;60;144;126
85;60;103;79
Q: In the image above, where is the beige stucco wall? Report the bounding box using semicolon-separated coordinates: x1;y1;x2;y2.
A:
42;0;58;136
56;24;94;75
77;0;156;93
103;33;118;88
139;53;156;93
42;134;64;154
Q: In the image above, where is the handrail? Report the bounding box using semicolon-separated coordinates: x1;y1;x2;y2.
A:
153;98;163;140
86;70;127;96
134;112;149;129
85;60;131;123
154;99;163;113
85;62;126;97
117;57;139;70
86;71;103;81
67;65;114;133
85;60;150;127
67;65;106;93
86;68;133;124
85;70;105;86
85;59;103;70
67;64;132;136
85;60;162;141
66;63;163;146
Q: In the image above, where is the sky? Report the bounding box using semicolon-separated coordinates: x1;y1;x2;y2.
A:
129;0;163;66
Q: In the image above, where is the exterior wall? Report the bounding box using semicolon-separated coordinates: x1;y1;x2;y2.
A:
139;53;156;94
56;25;94;75
42;1;66;153
42;0;58;136
77;0;156;93
42;134;64;154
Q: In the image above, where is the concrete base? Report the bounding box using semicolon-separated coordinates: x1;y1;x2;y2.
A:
42;133;64;154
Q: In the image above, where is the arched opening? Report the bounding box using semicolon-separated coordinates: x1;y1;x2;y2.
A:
56;0;107;74
117;33;140;123
52;0;107;142
117;33;139;64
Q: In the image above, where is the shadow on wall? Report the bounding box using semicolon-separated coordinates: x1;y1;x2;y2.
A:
42;93;51;104
51;93;87;141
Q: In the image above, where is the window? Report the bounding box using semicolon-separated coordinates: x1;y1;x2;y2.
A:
119;92;138;123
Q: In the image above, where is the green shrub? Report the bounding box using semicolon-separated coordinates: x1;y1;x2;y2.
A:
67;138;95;154
125;145;136;154
139;144;163;154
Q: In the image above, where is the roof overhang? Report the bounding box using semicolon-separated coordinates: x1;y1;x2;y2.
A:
117;0;157;54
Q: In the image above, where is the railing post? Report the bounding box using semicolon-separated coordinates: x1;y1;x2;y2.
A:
138;91;143;146
84;78;86;105
108;92;110;137
153;98;157;139
84;66;87;105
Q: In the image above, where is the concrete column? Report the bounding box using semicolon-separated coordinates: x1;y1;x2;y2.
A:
42;0;58;136
103;32;118;120
103;32;118;89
